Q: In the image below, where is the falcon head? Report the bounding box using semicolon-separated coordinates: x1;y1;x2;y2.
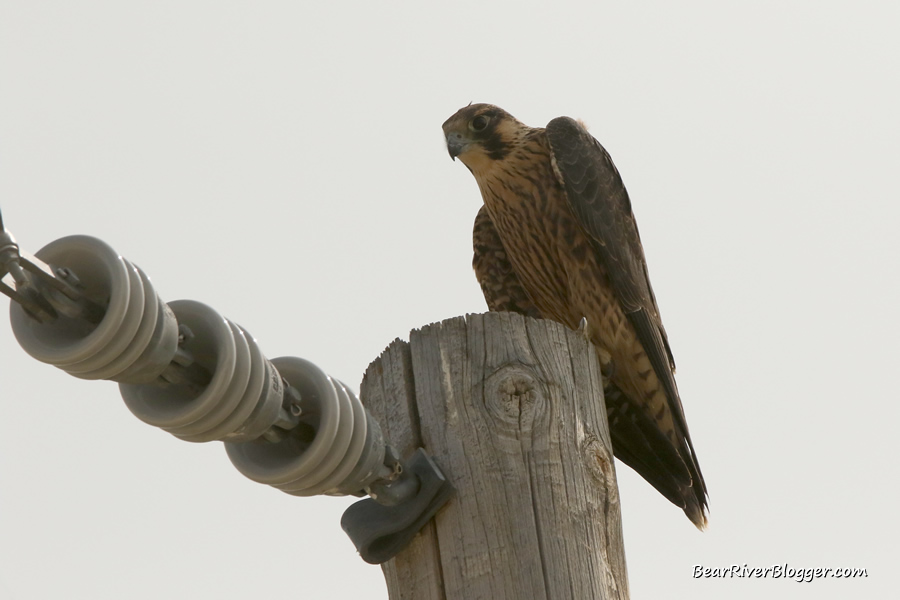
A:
442;104;526;172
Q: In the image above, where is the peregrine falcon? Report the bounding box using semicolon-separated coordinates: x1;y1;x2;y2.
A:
443;103;708;528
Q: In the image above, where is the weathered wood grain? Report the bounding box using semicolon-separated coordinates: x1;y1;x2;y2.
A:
360;338;445;600
359;313;629;599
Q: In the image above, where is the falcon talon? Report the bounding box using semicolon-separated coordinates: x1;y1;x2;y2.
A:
577;316;590;338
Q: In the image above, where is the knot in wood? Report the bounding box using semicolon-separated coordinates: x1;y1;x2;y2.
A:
583;436;619;505
483;366;545;428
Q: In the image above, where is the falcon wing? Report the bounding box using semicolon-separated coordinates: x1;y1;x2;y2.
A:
545;117;707;504
473;201;696;510
472;205;543;318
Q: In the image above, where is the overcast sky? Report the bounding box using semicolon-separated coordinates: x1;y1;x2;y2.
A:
1;2;897;599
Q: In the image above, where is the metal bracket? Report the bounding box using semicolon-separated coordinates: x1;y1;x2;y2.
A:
0;226;105;325
341;448;454;564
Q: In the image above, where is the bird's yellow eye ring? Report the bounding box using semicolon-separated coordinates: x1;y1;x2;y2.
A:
470;115;490;132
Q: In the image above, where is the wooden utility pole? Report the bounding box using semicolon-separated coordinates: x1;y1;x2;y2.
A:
360;312;629;600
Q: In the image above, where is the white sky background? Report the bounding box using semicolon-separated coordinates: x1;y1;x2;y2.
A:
1;1;898;598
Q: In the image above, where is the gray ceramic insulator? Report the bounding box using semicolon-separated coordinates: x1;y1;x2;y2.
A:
9;234;389;497
119;300;285;443
9;235;178;383
225;357;387;497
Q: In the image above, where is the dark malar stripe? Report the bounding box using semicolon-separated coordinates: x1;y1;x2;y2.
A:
483;136;512;161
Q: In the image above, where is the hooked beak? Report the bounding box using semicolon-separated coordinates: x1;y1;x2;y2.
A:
445;131;469;161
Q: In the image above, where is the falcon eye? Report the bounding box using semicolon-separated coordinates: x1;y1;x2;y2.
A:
470;115;490;132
